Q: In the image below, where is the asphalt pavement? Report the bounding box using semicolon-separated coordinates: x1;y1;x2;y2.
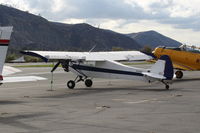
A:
0;64;200;133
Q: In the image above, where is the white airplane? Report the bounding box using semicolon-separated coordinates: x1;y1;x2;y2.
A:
0;26;46;85
22;49;174;89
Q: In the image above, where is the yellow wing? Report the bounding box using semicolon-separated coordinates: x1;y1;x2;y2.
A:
173;62;194;71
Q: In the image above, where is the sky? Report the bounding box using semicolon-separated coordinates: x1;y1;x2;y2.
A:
1;0;200;46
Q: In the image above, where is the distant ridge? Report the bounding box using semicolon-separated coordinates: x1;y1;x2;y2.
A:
127;30;181;48
0;4;181;54
0;4;141;53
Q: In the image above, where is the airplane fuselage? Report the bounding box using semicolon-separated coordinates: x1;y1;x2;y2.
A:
153;47;200;71
69;60;147;81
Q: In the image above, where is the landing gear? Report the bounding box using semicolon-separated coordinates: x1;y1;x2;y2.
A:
66;76;93;89
175;71;183;79
67;80;75;89
85;79;93;87
161;80;170;90
165;85;169;90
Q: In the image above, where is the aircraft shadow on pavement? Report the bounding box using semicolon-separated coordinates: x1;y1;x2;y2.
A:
0;100;26;105
37;86;170;99
0;112;50;131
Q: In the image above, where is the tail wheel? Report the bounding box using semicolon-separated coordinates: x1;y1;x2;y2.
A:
175;71;183;79
67;80;75;89
166;85;169;90
85;79;93;87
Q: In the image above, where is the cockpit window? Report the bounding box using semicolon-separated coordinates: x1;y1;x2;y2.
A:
167;47;181;51
179;44;200;53
158;45;200;53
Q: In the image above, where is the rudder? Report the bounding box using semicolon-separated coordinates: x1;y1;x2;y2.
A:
160;55;174;80
0;26;13;80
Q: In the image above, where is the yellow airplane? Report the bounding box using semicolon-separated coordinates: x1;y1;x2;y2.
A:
152;44;200;79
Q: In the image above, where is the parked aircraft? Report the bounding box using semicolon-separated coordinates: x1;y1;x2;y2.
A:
22;50;174;89
151;44;200;79
0;26;46;85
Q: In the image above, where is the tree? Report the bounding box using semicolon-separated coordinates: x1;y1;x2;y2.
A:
6;54;17;62
141;45;152;53
112;47;124;51
24;56;42;62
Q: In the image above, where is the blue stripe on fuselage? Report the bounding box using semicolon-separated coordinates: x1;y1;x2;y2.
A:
71;64;144;76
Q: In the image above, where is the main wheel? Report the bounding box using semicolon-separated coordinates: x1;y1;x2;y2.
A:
85;79;93;87
175;71;183;79
67;80;75;89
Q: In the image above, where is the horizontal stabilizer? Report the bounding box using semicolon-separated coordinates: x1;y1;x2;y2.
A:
2;66;21;76
2;76;46;83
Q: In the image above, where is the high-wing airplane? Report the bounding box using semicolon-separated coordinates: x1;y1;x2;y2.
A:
151;44;200;79
22;49;174;89
0;26;46;85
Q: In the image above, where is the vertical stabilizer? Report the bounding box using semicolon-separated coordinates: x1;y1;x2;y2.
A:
0;26;13;81
150;55;174;80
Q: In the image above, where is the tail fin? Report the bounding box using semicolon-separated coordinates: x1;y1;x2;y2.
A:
0;26;13;81
150;55;174;80
143;55;174;80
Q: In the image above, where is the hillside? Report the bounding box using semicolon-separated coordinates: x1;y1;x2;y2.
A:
0;5;182;54
127;30;181;48
0;5;141;53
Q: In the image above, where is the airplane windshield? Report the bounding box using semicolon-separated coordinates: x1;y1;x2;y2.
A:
179;44;200;53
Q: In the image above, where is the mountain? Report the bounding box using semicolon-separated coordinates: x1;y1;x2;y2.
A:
0;4;182;54
127;30;181;48
0;5;141;53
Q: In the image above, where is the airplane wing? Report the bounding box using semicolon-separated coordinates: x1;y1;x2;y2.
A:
21;51;152;62
172;62;194;71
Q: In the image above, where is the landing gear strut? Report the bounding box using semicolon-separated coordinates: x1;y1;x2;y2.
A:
175;70;183;79
67;76;93;89
161;80;170;90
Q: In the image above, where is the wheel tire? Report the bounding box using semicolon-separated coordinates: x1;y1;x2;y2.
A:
85;79;93;87
67;80;75;89
175;71;183;79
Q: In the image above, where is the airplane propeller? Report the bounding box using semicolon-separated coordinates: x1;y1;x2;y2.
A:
51;61;61;72
51;60;70;73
